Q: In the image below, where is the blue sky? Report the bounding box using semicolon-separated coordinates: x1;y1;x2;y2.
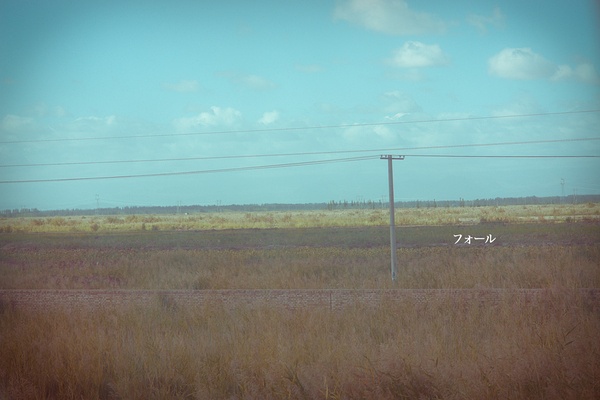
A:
1;0;599;210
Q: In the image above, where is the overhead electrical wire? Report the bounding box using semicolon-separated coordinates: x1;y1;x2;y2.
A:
1;109;598;144
404;154;600;159
1;153;598;184
1;136;599;169
1;110;598;184
0;155;378;184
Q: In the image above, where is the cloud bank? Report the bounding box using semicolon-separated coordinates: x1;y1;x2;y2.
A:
467;7;504;33
220;72;277;90
258;111;279;125
489;48;599;84
333;0;447;35
173;106;242;131
389;41;449;68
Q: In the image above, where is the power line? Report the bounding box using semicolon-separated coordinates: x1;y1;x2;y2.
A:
404;154;600;159
1;153;598;184
1;136;598;168
1;109;598;144
0;155;378;184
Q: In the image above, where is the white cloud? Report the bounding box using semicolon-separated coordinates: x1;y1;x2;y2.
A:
1;114;34;132
1;113;120;142
574;63;600;84
73;115;116;125
220;72;276;90
242;74;276;90
341;124;396;143
258;110;279;125
54;106;67;118
467;7;504;33
488;48;556;80
490;95;541;117
162;80;200;92
382;91;422;117
384;112;407;121
551;63;600;84
552;65;573;81
333;0;447;35
489;48;600;84
30;103;68;118
372;125;395;140
173;106;242;131
63;115;118;135
389;41;449;68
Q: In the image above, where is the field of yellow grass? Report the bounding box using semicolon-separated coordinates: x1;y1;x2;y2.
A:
1;202;599;233
2;244;599;290
1;294;598;399
0;204;599;398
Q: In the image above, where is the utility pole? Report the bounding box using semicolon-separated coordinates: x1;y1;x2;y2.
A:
380;155;405;281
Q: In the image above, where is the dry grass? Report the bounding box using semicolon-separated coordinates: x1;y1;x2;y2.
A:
1;203;599;233
2;245;599;290
1;208;599;398
1;294;598;399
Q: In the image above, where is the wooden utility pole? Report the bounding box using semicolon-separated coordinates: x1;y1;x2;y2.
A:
380;155;404;281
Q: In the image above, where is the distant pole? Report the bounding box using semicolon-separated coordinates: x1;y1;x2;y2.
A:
381;155;405;281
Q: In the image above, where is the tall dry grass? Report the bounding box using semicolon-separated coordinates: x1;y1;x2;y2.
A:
1;210;598;398
2;245;599;290
1;293;598;399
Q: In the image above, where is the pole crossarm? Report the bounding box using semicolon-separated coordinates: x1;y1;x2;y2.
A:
380;155;405;160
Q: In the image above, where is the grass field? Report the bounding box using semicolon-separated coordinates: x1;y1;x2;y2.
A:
1;204;599;398
1;239;599;290
2;294;598;399
2;202;599;233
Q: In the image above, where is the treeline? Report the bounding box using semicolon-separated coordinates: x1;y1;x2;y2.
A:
3;194;599;218
390;194;600;209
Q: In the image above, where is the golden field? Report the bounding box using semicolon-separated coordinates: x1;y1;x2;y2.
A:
1;294;598;399
1;202;599;233
1;245;599;290
0;204;599;398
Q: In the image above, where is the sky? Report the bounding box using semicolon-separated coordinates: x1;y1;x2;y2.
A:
1;0;599;211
